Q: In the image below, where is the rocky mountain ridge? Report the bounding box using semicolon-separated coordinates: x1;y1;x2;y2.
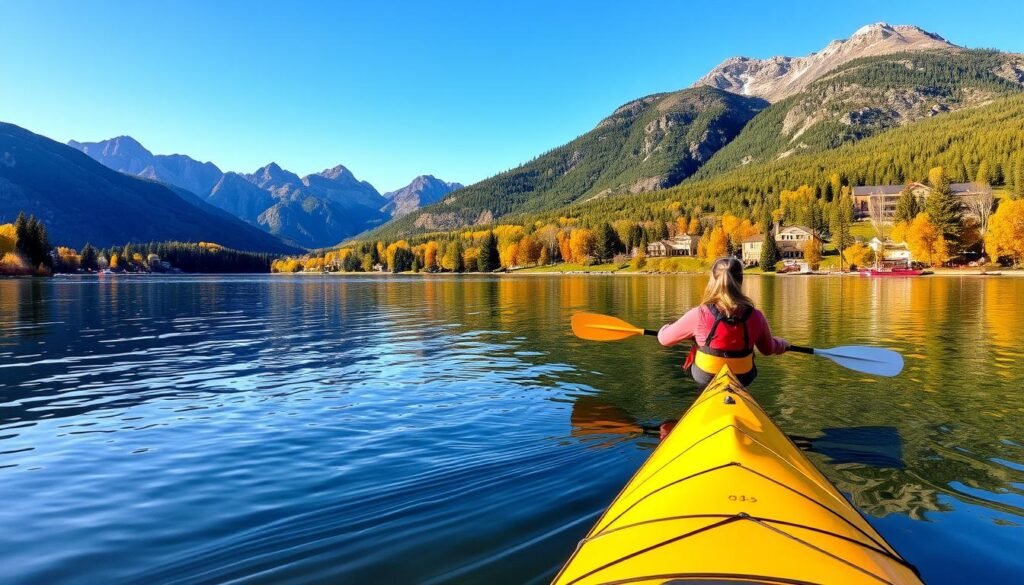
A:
381;175;464;218
69;137;458;248
694;23;957;102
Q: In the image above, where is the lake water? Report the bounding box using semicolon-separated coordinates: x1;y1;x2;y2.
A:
1;274;1022;584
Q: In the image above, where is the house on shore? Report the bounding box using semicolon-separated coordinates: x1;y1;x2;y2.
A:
852;182;992;221
867;237;912;268
646;233;698;257
741;225;819;265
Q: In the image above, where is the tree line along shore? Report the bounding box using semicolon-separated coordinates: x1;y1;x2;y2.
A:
1;213;276;276
272;165;1024;276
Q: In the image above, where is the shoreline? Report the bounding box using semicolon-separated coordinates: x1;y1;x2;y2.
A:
274;267;1024;278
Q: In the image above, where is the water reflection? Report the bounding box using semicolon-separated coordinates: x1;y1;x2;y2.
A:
0;274;1022;585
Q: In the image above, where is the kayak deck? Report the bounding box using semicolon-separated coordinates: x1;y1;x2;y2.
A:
553;368;922;585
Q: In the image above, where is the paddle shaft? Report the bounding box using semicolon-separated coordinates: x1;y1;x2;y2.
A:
788;345;814;354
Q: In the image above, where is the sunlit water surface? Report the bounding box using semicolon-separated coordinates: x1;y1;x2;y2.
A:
1;274;1022;584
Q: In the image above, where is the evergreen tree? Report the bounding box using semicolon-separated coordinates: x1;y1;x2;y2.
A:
478;231;499;272
80;243;98;271
343;252;362;272
893;185;921;224
595;222;621;261
975;160;991;185
1013;153;1024;200
391;247;414;273
925;166;963;242
13;212;28;256
654;219;669;240
759;219;780;271
829;196;853;256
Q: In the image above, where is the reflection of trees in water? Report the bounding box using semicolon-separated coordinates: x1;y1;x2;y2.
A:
829;464;947;520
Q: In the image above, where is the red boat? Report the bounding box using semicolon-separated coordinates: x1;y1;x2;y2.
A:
859;268;924;277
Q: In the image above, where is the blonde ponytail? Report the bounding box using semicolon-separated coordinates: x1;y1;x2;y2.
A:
701;257;754;315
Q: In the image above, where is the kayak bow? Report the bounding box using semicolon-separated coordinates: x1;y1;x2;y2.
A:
553;367;922;585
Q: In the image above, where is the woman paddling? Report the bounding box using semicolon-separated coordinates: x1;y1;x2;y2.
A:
658;256;790;389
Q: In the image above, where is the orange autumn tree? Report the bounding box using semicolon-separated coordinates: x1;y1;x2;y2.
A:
423;241;440;271
556;230;572;263
703;226;729;260
569;228;596;264
905;213;948;267
986;199;1024;266
500;240;519;268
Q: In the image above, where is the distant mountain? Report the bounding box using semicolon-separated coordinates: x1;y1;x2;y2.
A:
230;162;388;249
694;23;957;102
382;175;464;218
368;86;766;237
69;136;224;198
206;172;277;224
69;137;454;248
1;122;296;252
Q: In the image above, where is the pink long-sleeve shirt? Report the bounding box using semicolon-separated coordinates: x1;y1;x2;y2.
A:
658;305;789;355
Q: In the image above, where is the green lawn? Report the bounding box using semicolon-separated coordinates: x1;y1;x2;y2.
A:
516;262;625;273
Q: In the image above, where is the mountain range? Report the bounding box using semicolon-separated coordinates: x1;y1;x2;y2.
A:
6;22;1023;251
67;136;462;248
0;123;297;252
365;22;1024;241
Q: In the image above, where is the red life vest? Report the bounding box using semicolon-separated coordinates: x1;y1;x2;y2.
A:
684;304;755;375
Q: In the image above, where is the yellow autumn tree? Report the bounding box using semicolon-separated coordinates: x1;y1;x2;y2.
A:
889;221;909;244
842;242;874;269
109;253;120;271
802;237;823;270
462;246;480;269
986;199;1024;265
687;217;700;235
905;213;948;267
674;216;689;237
0;223;16;254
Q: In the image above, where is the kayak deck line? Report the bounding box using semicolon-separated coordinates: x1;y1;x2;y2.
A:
577;512;911;569
552;367;924;585
565;513;904;585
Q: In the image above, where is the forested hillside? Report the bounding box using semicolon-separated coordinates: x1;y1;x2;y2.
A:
694;50;1024;177
526;93;1024;226
367;87;766;238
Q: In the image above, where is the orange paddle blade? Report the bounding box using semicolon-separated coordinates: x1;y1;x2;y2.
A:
571;312;645;342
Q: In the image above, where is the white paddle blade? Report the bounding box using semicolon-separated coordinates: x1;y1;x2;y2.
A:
815;346;904;377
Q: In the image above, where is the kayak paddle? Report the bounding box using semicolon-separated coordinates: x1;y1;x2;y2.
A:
571;312;904;377
571;312;658;341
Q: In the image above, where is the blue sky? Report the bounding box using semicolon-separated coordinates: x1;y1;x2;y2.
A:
2;1;1023;192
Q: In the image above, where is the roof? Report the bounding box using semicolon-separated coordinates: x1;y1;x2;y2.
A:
852;185;905;196
950;182;989;194
779;225;815;235
852;182;987;196
742;234;764;243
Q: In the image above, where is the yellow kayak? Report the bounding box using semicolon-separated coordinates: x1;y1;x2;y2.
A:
553;367;923;585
